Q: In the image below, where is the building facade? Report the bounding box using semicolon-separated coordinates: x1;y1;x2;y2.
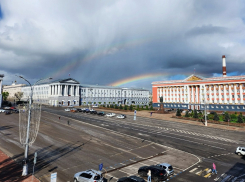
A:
0;74;4;108
152;56;245;112
3;82;26;99
22;78;80;106
80;85;150;106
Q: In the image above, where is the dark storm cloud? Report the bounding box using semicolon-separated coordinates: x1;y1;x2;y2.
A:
0;0;245;90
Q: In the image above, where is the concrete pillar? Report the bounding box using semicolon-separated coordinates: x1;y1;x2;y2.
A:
195;86;198;104
58;85;60;96
218;85;221;104
234;84;238;104
214;85;217;103
209;85;212;104
229;84;232;104
49;85;52;96
240;84;243;104
224;84;227;104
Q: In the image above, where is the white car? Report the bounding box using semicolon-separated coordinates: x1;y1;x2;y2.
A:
117;114;126;119
156;163;174;176
236;147;245;156
64;108;70;112
92;105;98;108
106;113;116;117
74;169;103;182
0;109;5;113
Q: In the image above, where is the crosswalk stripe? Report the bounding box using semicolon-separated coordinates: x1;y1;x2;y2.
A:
204;173;212;178
196;170;203;176
189;168;198;173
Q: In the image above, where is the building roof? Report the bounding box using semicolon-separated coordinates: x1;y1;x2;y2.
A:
80;84;149;91
151;74;245;85
35;78;80;85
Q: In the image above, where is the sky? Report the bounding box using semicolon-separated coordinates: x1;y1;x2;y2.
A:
0;0;245;91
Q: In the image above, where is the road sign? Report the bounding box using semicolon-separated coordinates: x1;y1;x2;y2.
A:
51;172;57;182
99;163;103;171
34;152;37;164
134;110;136;120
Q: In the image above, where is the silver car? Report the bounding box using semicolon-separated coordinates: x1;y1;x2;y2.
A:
156;163;174;176
74;169;103;182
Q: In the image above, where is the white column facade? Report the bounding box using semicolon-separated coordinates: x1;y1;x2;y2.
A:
229;84;232;104
240;84;243;104
214;85;217;103
234;85;238;104
224;84;227;104
209;85;211;104
218;85;221;104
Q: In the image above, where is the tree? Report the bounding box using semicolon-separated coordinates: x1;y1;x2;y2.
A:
237;113;244;123
119;105;123;109
2;92;9;101
224;112;231;122
107;104;110;108
129;105;133;111
159;96;163;103
124;105;128;110
14;92;23;101
150;105;153;110
115;105;118;109
185;111;189;117
213;112;219;121
176;108;181;117
193;109;198;118
145;105;149;110
136;105;139;110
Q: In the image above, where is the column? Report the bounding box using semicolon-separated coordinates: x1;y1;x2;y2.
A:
58;85;60;96
229;84;232;103
71;86;74;96
64;85;67;96
195;86;198;104
191;86;194;103
218;85;221;104
214;85;217;103
49;85;52;96
169;87;172;102
240;84;243;104
179;87;182;103
224;84;227;104
234;85;238;104
176;87;179;103
209;85;212;104
76;86;79;96
188;86;191;103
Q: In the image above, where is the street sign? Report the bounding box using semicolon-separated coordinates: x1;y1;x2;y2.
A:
134;110;136;120
51;172;57;182
34;152;37;164
99;163;103;171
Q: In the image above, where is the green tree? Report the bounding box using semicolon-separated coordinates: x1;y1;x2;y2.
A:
213;112;219;121
129;104;133;111
145;105;149;110
110;104;114;108
224;112;231;122
107;104;110;108
2;92;9;101
193;109;198;118
141;105;144;109
176;108;181;117
137;105;139;110
14;92;23;101
115;105;118;109
237;113;244;123
124;105;128;110
185;111;189;117
119;105;123;109
150;105;153;110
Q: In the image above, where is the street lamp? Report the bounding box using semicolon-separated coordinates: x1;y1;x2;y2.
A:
18;76;52;176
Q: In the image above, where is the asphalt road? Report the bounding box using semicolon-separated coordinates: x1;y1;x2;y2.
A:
0;106;245;182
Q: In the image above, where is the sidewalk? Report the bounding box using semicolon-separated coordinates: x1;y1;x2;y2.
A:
0;150;40;182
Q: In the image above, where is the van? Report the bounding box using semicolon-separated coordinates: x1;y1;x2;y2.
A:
236;147;245;156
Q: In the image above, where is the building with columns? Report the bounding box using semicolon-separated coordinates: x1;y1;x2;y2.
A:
3;82;26;100
80;84;150;106
0;74;4;108
152;55;245;112
22;78;80;106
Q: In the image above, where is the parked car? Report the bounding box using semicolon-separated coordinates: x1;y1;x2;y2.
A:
90;109;97;114
97;111;105;116
65;108;70;112
82;108;88;112
10;106;16;110
77;108;82;112
5;111;11;115
155;163;174;176
71;108;77;112
117;114;126;119
12;109;19;113
106;113;116;117
138;166;168;182
92;105;99;108
0;109;5;113
74;169;103;182
85;109;90;113
117;176;145;182
236;147;245;156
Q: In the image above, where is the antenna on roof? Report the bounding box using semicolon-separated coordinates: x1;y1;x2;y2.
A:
194;68;196;74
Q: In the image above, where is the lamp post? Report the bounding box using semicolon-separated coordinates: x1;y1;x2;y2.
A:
18;76;52;176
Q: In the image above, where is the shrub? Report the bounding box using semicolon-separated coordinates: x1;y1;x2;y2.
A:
145;105;149;110
110;104;114;108
119;105;123;109
230;114;237;120
213;112;219;121
124;105;128;110
115;105;118;109
107;104;110;108
136;105;139;110
193;109;198;118
176;109;181;117
208;114;214;120
141;106;144;109
185;111;189;117
129;105;133;111
150;105;153;110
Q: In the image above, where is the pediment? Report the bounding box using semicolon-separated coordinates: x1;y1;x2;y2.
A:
59;78;80;84
184;74;204;81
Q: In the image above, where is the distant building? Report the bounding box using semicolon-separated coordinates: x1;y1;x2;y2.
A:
21;78;80;106
0;74;4;107
80;84;150;106
3;82;26;100
152;55;245;112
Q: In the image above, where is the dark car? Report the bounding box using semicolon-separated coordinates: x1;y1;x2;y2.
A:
117;176;145;182
97;111;105;116
5;111;11;115
12;109;19;113
90;110;97;114
85;109;90;113
210;111;216;114
138;166;168;182
77;108;82;112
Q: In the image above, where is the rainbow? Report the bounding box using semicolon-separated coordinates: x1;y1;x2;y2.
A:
108;73;171;87
48;37;154;79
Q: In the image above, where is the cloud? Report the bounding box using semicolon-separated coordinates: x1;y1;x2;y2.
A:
0;0;245;90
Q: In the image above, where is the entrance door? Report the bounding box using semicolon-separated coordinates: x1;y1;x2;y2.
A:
68;101;70;106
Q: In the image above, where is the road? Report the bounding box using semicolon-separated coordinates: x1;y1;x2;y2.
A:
0;106;244;182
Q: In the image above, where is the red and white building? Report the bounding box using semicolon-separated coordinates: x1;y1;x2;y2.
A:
152;56;245;111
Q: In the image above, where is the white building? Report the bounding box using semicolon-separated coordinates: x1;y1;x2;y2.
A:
3;82;26;99
0;74;4;108
80;84;150;106
22;78;80;106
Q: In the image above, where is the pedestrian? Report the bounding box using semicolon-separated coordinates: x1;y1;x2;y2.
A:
59;117;60;120
212;163;217;174
147;169;151;182
150;112;152;116
67;120;70;125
